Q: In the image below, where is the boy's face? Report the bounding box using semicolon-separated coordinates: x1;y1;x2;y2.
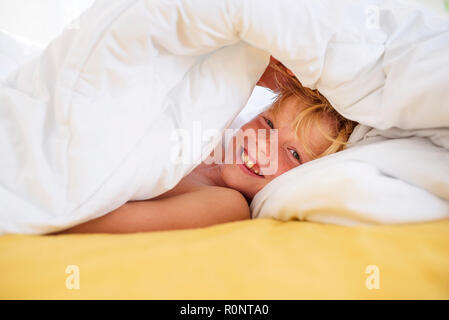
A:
221;96;336;200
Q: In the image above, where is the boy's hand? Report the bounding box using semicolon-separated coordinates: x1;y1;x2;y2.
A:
257;56;296;92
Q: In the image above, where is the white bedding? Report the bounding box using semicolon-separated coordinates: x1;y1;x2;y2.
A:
0;30;42;78
1;0;448;234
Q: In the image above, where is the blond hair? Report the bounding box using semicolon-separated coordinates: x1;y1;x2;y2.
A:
268;62;358;160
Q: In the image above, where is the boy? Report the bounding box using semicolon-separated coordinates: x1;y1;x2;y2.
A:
54;58;357;234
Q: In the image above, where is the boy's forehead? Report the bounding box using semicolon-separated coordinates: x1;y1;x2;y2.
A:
273;96;336;146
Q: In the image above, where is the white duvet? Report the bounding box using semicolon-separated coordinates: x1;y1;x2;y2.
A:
1;0;448;234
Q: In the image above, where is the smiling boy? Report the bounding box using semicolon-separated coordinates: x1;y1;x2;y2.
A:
54;58;357;234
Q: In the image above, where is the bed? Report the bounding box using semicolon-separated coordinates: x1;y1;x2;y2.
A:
1;218;448;299
1;0;449;299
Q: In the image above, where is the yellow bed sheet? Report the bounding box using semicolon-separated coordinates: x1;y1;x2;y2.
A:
1;218;448;299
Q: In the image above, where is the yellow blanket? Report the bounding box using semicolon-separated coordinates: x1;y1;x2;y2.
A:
1;218;448;299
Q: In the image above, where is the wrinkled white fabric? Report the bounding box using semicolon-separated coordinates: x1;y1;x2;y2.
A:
1;0;448;234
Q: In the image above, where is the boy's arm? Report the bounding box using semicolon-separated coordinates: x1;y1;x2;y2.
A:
52;187;250;234
257;56;296;91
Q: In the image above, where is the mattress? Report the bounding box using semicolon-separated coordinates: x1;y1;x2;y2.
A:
1;218;448;299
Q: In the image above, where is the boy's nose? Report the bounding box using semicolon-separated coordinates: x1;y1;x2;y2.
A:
259;128;280;175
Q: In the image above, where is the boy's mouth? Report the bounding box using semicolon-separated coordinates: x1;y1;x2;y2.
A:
238;147;264;178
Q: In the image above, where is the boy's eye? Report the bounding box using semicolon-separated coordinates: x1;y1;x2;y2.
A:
264;117;274;129
289;149;301;162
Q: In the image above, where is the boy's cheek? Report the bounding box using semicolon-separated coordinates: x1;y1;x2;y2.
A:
265;159;296;178
261;156;280;176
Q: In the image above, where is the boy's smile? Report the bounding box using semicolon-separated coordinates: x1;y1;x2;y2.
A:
237;146;265;178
